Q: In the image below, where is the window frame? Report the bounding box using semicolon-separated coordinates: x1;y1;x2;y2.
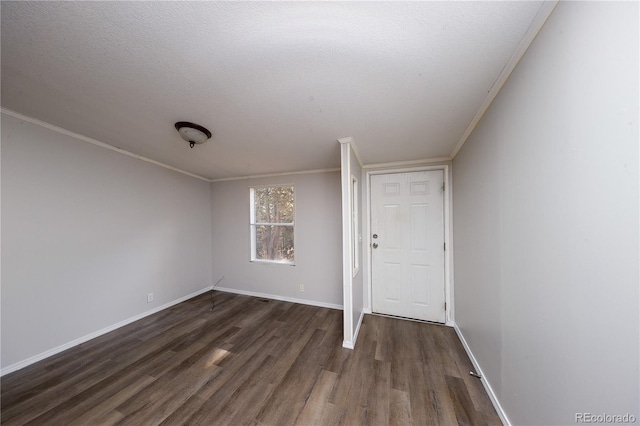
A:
249;184;296;265
351;175;359;277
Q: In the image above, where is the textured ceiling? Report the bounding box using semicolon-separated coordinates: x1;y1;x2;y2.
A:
1;1;544;180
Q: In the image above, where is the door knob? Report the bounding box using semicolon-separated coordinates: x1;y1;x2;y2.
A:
373;234;378;239
372;243;379;249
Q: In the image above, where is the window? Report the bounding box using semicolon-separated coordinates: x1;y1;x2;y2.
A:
250;185;295;264
351;176;359;277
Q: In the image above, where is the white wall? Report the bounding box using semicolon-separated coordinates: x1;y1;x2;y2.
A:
453;2;639;425
1;113;213;371
210;172;343;308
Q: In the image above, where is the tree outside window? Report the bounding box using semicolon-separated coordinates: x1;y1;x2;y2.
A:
250;186;294;263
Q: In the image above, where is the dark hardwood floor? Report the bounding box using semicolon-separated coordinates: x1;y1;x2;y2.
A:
1;292;501;425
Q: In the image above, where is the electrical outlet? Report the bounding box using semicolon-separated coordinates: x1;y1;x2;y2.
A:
147;293;153;303
299;284;304;292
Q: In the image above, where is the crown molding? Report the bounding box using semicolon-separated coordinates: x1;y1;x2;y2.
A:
450;0;559;159
1;108;211;182
209;167;341;182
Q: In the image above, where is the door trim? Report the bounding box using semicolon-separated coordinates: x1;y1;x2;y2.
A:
365;164;453;325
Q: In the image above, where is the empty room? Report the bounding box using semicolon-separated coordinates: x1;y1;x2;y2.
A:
1;1;638;425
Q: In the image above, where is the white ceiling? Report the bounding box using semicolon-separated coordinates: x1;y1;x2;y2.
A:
2;1;544;180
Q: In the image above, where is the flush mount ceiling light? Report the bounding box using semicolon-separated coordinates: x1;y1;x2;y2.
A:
175;121;212;148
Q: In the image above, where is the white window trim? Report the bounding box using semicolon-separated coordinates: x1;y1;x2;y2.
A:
351;175;359;278
249;184;296;266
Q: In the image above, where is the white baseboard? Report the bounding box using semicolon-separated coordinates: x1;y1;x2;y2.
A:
342;340;354;349
214;286;343;311
342;309;366;350
453;323;511;426
363;307;372;314
352;310;365;346
1;286;213;377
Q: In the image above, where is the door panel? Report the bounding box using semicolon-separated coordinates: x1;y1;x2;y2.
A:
384;205;401;249
371;171;445;323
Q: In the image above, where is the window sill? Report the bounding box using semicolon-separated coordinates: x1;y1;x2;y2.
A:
250;259;296;266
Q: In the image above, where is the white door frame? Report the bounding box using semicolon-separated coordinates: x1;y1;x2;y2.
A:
365;164;453;325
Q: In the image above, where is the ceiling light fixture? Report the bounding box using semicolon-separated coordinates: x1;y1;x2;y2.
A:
175;121;212;148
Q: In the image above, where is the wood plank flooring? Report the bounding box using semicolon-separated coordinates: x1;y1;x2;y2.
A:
1;292;501;425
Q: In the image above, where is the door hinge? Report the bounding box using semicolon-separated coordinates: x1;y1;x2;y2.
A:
443;242;446;251
444;302;447;310
441;182;445;191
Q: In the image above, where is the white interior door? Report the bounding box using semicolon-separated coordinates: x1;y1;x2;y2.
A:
371;171;445;323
